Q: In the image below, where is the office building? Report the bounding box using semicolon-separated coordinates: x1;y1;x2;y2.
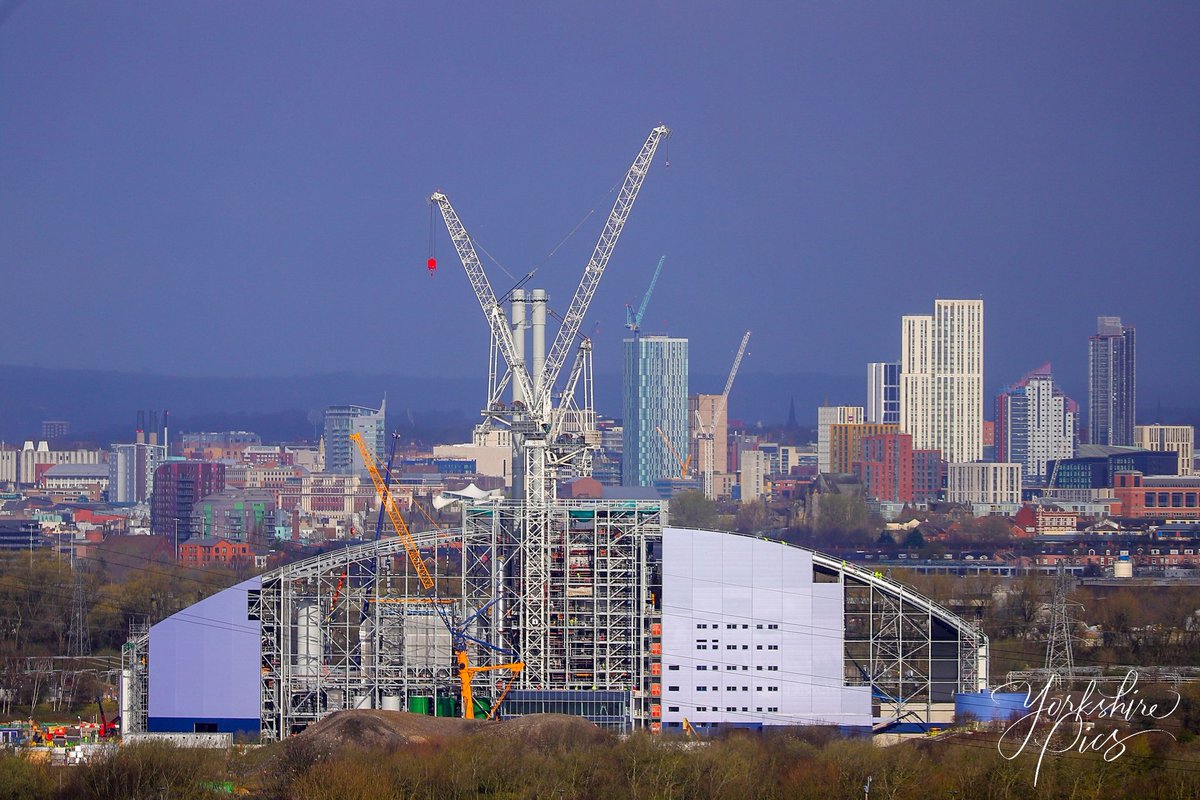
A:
0;441;103;488
1134;424;1194;477
817;406;863;474
899;300;984;465
323;398;387;477
1088;316;1136;446
1047;445;1179;491
866;362;900;425
622;336;688;487
995;364;1077;485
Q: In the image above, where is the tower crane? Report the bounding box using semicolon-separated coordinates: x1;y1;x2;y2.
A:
350;432;523;719
429;125;670;687
625;255;666;333
695;331;751;500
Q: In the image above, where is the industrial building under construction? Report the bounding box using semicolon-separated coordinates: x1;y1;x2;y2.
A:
121;125;989;739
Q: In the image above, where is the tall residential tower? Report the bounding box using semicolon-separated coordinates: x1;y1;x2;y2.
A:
622;336;688;486
1088;316;1136;446
899;299;984;465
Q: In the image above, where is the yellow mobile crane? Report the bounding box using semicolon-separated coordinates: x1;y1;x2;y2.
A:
350;432;523;719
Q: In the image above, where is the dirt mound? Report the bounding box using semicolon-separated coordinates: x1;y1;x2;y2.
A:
293;710;609;753
297;710;484;750
474;713;611;748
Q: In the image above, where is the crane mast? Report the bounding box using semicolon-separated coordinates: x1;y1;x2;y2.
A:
430;124;670;688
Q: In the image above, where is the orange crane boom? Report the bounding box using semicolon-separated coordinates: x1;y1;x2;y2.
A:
351;432;523;719
350;432;434;591
656;426;691;478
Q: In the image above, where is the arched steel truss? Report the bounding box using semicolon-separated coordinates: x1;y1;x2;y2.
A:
249;519;987;740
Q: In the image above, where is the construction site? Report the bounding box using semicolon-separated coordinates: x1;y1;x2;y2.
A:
120;125;990;740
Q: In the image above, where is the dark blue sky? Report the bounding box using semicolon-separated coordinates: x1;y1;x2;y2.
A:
2;3;1197;414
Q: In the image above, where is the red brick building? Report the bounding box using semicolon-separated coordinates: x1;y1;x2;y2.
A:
1113;472;1200;519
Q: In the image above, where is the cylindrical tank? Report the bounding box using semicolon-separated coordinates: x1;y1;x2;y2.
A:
381;695;402;711
359;617;374;680
1114;555;1133;578
353;695;372;710
954;691;1029;724
296;602;321;678
119;668;132;737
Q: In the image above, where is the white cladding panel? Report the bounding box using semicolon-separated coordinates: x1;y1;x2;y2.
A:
661;528;872;728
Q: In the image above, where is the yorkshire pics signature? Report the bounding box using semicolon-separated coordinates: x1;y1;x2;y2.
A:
994;670;1178;786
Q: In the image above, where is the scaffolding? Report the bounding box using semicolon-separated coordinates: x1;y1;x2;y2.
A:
462;499;663;730
120;621;150;736
253;531;461;740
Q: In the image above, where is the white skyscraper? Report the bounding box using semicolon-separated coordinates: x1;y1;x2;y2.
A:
623;336;689;486
899;299;984;465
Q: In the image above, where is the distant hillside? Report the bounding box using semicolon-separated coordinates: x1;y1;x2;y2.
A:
0;364;871;445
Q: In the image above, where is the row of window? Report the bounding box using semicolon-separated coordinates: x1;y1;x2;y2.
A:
671;707;781;714
1144;492;1199;508
696;644;779;651
697;623;780;630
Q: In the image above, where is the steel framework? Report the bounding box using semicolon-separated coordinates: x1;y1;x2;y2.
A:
837;556;988;725
253;530;462;740
461;499;662;726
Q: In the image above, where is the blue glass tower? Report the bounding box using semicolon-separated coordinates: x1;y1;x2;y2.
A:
622;336;689;487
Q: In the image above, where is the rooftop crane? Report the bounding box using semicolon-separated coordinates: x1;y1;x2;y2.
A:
350;432;523;719
695;331;751;500
625;255;666;333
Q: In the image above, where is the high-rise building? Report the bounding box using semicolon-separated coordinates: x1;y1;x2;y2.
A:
323;398;387;476
995;364;1077;485
817;406;863;474
1088;316;1136;446
899;299;984;464
151;460;226;543
947;462;1022;507
866;362;900;425
1135;424;1194;477
689;394;729;475
622;336;688;487
109;441;167;504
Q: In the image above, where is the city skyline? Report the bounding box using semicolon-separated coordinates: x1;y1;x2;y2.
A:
1;4;1197;415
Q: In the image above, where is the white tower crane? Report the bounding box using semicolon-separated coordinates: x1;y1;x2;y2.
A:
695;331;751;500
429;124;670;685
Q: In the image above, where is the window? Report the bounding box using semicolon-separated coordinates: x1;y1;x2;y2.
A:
727;624;737;629
756;666;763;671
697;666;707;671
697;645;707;650
697;686;707;692
697;707;707;712
756;687;763;692
668;665;680;671
768;666;779;672
756;624;763;629
726;665;737;671
768;624;779;630
727;645;737;650
668;706;679;712
768;686;779;692
742;624;749;629
697;623;707;629
742;645;749;650
668;686;679;692
727;707;737;712
768;707;778;712
757;645;763;650
768;645;779;650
